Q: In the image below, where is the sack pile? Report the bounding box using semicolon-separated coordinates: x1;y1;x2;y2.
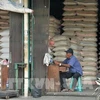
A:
49;16;60;39
48;16;70;62
0;10;9;61
0;30;9;60
50;35;70;62
80;38;97;85
62;0;98;85
70;37;82;61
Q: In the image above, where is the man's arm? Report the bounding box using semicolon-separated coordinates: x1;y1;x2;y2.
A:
60;63;71;68
54;61;71;68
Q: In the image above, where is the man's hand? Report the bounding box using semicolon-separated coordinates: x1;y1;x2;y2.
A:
54;60;60;65
54;61;70;68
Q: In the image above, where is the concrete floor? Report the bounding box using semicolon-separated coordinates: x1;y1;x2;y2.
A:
0;89;98;100
0;96;96;100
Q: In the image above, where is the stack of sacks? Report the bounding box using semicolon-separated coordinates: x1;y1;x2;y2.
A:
51;35;70;62
70;37;83;61
62;0;98;38
0;10;9;30
49;16;60;39
80;38;97;85
97;41;100;76
98;48;100;71
0;30;9;61
48;16;61;54
62;0;98;85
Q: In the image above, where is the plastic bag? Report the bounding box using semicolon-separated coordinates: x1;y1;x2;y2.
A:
32;86;41;98
43;53;53;66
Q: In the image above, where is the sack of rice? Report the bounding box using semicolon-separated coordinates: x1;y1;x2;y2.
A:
49;16;60;25
0;48;9;53
63;16;98;22
76;11;97;17
77;2;98;6
82;57;97;62
80;41;97;47
0;37;9;42
82;80;96;85
63;11;77;16
83;66;97;71
63;27;82;31
64;0;97;3
64;28;97;32
82;28;97;32
62;22;97;28
52;35;68;42
63;5;98;11
63;0;77;5
84;7;98;11
49;27;60;34
70;43;83;50
54;41;70;47
63;5;84;11
53;57;66;62
83;18;98;22
82;76;96;81
53;51;66;57
63;16;84;21
64;0;97;6
82;47;97;52
49;22;60;28
62;31;76;37
70;37;82;44
76;32;97;37
0;42;9;48
49;16;61;38
0;53;9;59
82;37;97;42
80;61;97;66
83;71;97;76
52;46;69;52
80;51;97;57
49;33;56;38
63;11;97;17
75;55;83;61
49;27;58;32
73;50;81;56
0;30;9;36
77;0;97;3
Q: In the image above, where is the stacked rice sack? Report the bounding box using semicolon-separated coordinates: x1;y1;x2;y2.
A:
70;37;83;61
51;35;70;62
0;30;9;61
49;16;60;39
0;10;9;61
62;0;98;85
48;16;61;55
80;38;97;85
98;47;100;72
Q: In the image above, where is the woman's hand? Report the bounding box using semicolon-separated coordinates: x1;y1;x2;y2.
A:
54;60;60;65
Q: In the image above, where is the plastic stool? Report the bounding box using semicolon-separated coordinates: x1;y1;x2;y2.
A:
70;77;82;92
